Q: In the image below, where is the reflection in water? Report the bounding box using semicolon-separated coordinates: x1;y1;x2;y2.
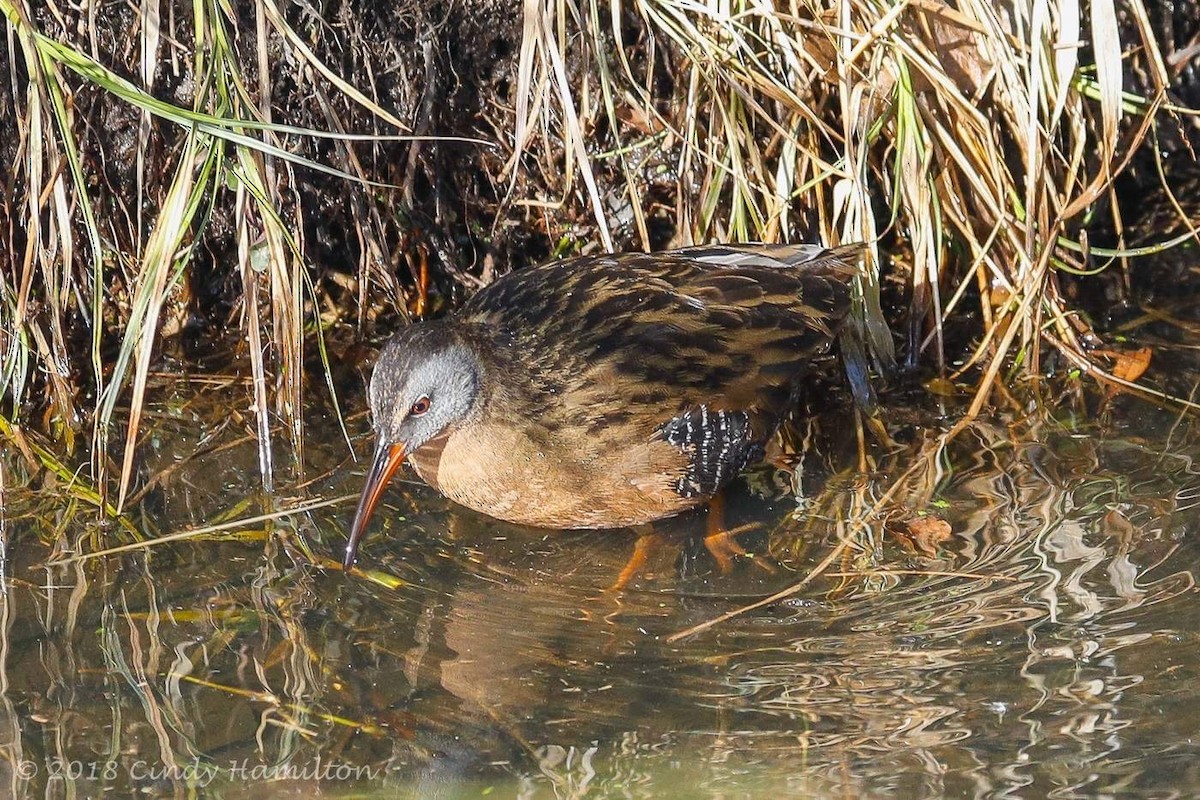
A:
1;381;1200;796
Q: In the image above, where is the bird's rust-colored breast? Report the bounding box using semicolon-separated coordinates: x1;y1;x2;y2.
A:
408;418;700;528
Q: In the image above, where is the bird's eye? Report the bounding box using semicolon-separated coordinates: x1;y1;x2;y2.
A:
409;396;431;416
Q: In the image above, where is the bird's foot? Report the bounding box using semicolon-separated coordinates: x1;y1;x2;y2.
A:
703;523;777;575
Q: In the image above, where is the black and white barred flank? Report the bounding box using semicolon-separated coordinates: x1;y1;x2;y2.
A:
658;406;765;497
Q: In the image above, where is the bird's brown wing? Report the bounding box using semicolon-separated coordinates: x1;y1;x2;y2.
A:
463;244;859;411
461;244;861;499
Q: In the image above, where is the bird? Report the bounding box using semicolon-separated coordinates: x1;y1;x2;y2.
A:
344;242;864;571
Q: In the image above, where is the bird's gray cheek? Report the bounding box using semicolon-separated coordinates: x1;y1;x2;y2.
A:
387;407;409;442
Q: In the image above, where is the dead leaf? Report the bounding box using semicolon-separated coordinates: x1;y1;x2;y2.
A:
923;377;959;397
889;514;953;557
617;104;664;136
1095;347;1152;399
905;516;952;556
1112;347;1152;383
914;2;990;98
1100;508;1136;547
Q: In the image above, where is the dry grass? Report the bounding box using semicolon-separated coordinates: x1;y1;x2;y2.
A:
1;0;1196;510
510;0;1190;405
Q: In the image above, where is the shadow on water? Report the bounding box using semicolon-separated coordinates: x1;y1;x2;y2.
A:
3;348;1200;797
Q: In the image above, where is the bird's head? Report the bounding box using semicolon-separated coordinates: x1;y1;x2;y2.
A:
345;322;482;569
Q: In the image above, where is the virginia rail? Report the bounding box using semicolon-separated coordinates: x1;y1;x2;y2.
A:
344;243;863;569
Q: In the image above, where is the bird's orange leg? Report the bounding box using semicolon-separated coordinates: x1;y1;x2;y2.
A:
609;526;665;591
703;492;777;575
702;492;743;573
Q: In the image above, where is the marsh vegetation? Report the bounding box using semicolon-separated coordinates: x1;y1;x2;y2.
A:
2;0;1200;794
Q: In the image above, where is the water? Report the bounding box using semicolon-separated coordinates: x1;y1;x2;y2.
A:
3;359;1200;797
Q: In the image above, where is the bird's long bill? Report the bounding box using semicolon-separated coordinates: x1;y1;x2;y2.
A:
344;443;406;570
